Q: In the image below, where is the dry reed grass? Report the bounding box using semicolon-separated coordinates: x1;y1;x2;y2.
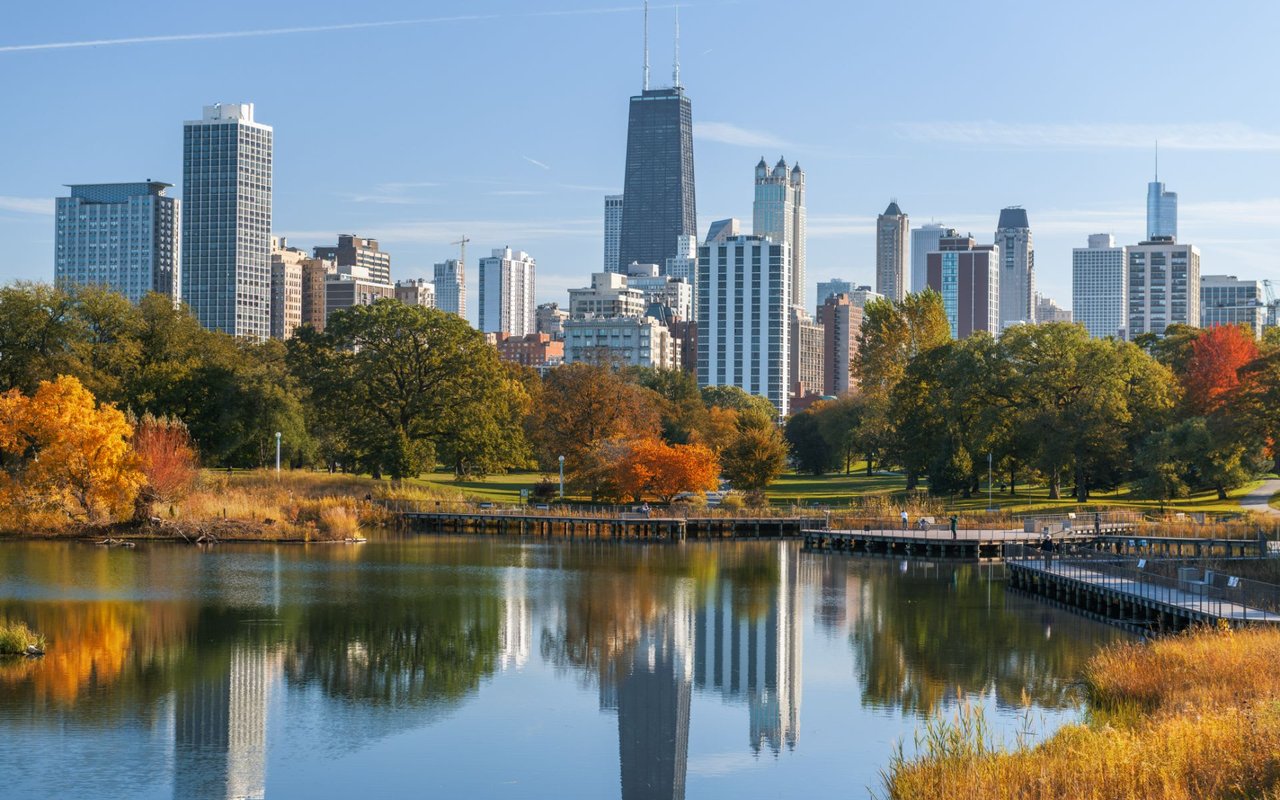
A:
0;619;45;654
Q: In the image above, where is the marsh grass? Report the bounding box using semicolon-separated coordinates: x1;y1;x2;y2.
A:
0;620;45;655
880;626;1280;799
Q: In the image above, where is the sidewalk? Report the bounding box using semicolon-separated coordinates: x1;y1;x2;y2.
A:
1240;479;1280;517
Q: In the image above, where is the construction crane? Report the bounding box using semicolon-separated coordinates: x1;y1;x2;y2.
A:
450;235;471;267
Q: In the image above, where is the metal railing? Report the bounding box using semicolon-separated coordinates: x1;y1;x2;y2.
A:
1004;543;1280;620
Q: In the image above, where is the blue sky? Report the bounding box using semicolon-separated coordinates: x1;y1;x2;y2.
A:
4;0;1280;321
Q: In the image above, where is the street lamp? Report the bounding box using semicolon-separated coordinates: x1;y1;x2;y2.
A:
558;455;565;500
275;432;282;476
987;451;993;511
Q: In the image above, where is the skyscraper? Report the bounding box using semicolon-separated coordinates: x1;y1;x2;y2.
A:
269;237;304;340
313;234;391;285
819;293;863;396
1072;233;1128;339
604;194;624;272
926;235;999;339
1127;237;1200;339
1147;149;1178;240
994;207;1035;327
55;181;180;304
704;218;740;244
910;223;955;294
789;306;824;402
478;247;535;336
181;103;273;340
1201;275;1265;338
434;259;465;320
815;278;852;314
617;7;696;271
753;157;806;307
875;202;908;302
698;235;791;417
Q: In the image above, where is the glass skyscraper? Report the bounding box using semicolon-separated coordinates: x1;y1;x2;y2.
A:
182;103;273;340
618;86;696;272
1146;180;1177;240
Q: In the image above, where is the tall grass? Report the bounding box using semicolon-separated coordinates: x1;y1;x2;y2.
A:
0;620;45;655
880;626;1280;799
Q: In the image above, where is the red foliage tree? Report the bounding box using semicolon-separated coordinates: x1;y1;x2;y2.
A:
1182;324;1259;414
132;414;199;514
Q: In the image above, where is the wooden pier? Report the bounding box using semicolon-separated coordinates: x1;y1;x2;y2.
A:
801;528;1085;561
395;509;823;541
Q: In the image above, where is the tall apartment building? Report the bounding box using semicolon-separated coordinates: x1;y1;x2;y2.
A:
1034;293;1072;324
665;234;699;317
1072;233;1127;339
55;181;180;303
1127;237;1200;339
994;207;1034;327
603;194;624;272
181;103;273;340
395;278;436;309
433;259;466;320
269;237;304;340
818;293;863;396
313;234;391;285
754;157;806;307
324;265;394;321
697;235;791;417
815;279;852;313
478;247;535;336
1201;274;1264;338
300;256;334;331
626;262;694;321
569;272;647;318
788;307;824;401
1147;175;1178;240
926;235;999;339
618;78;696;270
875;201;908;302
911;223;955;294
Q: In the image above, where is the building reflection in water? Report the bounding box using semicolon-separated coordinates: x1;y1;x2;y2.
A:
499;566;532;670
173;644;283;800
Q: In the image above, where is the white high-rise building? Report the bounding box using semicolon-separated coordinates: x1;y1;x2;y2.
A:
1072;234;1128;339
604;194;623;272
434;258;466;320
182;103;273;340
1201;274;1265;338
697;235;791;417
55;182;181;304
753;158;805;309
569;271;647;318
395;278;436;309
994;207;1035;327
1127;237;1200;339
910;224;954;294
478;247;535;336
665;234;699;319
875;201;908;302
626;262;694;321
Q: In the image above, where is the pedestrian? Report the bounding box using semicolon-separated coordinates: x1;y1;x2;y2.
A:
900;509;909;531
950;514;958;540
1094;512;1101;536
641;502;651;518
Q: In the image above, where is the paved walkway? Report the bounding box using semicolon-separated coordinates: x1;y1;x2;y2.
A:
1240;479;1280;517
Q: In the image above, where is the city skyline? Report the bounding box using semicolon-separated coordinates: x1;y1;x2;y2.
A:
5;1;1280;316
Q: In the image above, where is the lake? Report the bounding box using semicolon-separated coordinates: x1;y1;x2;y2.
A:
0;536;1127;799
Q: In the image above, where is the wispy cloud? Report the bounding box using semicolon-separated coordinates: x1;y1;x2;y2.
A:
521;155;551;171
344;181;443;205
897;121;1280;151
0;196;52;215
490;189;547;196
695;121;789;149
687;751;762;778
278;217;597;246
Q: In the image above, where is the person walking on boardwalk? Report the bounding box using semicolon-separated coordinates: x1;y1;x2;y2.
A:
949;514;958;540
900;509;909;530
1094;512;1101;536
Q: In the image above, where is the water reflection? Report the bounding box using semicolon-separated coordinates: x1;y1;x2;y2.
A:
0;538;1125;799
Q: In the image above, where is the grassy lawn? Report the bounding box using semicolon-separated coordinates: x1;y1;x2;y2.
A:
408;471;547;503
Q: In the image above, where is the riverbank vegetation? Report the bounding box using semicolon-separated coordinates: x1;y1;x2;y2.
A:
0;619;44;655
881;625;1280;799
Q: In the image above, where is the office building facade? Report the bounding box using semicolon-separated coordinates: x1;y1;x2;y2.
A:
1034;293;1072;324
754;157;806;307
313;234;391;285
478;247;535;336
55;181;180;304
618;86;696;270
1072;233;1128;339
818;293;863;396
181;103;273;340
604;194;624;272
570;272;647;318
395;278;436;309
1201;274;1264;338
875;201;908;302
1147;180;1178;240
815;279;852;314
994;207;1034;327
433;259;466;320
269;237;304;340
910;223;955;294
324;265;394;321
1127;238;1200;339
789;307;824;402
926;235;999;339
564;315;679;369
300;257;334;332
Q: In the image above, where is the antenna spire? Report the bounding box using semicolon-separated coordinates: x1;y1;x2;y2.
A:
673;4;681;88
642;0;650;91
1154;139;1159;182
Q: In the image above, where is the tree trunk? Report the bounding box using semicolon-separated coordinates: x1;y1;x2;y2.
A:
866;455;874;477
1048;470;1060;500
1217;484;1228;501
1008;467;1018;496
905;469;918;491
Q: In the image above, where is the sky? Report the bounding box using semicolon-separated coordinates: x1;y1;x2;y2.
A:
3;0;1280;323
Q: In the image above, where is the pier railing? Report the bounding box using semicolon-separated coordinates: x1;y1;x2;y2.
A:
1004;543;1280;618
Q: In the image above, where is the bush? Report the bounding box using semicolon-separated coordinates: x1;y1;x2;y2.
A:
0;620;44;654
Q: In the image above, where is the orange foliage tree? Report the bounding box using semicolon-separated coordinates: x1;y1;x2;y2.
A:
132;413;199;518
610;438;720;502
0;375;144;524
1182;324;1260;414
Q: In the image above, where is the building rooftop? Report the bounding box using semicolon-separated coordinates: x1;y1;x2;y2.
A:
997;207;1030;229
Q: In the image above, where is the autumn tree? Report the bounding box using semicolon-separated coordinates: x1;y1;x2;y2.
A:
1181;324;1260;414
131;414;199;519
598;438;720;502
721;425;788;500
0;376;144;524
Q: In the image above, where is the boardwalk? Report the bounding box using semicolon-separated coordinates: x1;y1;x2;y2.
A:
802;528;1072;560
391;507;823;541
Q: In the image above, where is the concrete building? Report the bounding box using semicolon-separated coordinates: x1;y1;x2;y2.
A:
324;265;394;321
300;257;334;331
1127;237;1200;339
665;234;699;317
604;194;624;272
670;320;698;376
570;271;647;318
789;307;825;403
815;279;852;314
535;302;570;338
313;234;391;285
911;223;955;294
846;285;883;309
269;237;304;340
1072;233;1128;339
875;201;908;302
1034;293;1072;324
626;262;693;321
754;157;806;307
818;293;863;396
55;181;180;304
395;278;436;309
926;235;1000;339
478;247;535;337
618;79;696;271
181;103;273;340
705;218;740;244
1201;274;1265;338
697;235;791;417
994;207;1035;327
564;315;679;369
433;259;465;320
494;332;564;368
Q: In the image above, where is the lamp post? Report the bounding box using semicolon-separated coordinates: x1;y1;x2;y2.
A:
275;432;282;476
987;451;993;511
558;455;565;500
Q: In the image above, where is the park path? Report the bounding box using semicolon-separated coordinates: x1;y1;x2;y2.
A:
1240;479;1280;517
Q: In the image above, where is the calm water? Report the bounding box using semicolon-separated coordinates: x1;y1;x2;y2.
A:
0;536;1126;799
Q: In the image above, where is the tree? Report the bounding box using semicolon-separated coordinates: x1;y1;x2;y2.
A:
0;375;144;524
721;425;788;498
1182;324;1260;414
0;283;80;393
603;438;720;502
627;367;705;445
813;393;868;475
131;414;199;519
700;385;778;422
784;408;836;475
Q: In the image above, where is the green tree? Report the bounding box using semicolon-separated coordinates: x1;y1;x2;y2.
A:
784;408;835;475
722;424;788;499
813;393;868;474
0;283;80;393
700;385;778;422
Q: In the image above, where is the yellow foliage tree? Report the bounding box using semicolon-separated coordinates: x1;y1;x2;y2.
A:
0;375;144;524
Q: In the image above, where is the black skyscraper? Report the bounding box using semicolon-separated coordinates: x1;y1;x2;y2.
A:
617;85;696;272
